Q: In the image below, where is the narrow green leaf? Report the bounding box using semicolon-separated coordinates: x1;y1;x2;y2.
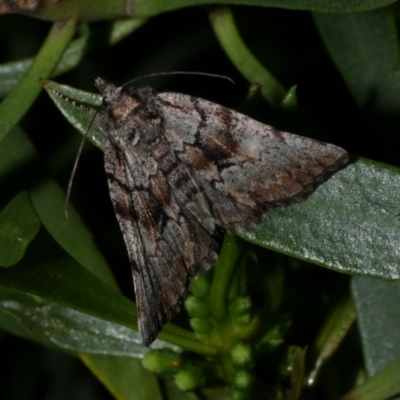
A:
209;6;286;107
0;286;179;357
1;0;395;21
0;203;217;355
0;20;76;143
41;79;104;149
0;228;139;332
0;225;207;354
280;85;298;111
0;126;116;286
0;18;147;98
307;294;357;386
0;192;40;267
280;346;305;400
81;354;163;400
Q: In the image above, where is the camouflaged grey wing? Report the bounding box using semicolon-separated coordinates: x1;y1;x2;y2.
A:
100;92;218;345
158;92;349;234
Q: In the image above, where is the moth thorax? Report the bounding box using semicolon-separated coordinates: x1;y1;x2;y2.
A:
107;92;141;121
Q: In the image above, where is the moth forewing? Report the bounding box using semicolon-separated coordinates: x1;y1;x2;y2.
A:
47;77;349;346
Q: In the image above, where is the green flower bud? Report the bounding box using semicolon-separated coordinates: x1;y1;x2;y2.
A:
185;296;210;318
229;296;252;317
230;387;251;400
175;366;205;391
232;314;251;326
230;343;254;368
188;276;211;297
194;332;211;341
190;318;212;334
142;350;182;374
233;370;255;390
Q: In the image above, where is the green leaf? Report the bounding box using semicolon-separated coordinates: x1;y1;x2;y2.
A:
0;19;147;98
313;5;400;160
136;0;397;14
0;286;180;357
0;225;202;353
0;20;76;143
280;346;305;400
314;6;400;112
315;7;400;394
352;277;400;376
1;0;395;21
0;126;116;286
341;354;400;400
307;294;357;386
81;354;163;400
42;80;400;281
245;157;400;281
0;192;40;267
0;227;139;332
41;79;104;149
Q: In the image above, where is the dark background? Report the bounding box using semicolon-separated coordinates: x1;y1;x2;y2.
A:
0;6;385;399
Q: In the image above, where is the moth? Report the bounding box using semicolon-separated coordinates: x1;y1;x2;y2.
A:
58;76;349;346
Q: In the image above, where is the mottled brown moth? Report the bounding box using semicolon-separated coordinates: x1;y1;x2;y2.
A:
57;77;349;346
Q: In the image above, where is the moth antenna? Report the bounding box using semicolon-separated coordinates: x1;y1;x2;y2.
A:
121;71;235;90
64;111;99;218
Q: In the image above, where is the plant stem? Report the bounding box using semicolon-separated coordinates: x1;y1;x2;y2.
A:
209;6;286;107
209;234;243;321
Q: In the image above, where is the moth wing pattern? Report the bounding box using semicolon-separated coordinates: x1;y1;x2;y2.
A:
158;92;349;233
94;78;348;346
102;121;218;346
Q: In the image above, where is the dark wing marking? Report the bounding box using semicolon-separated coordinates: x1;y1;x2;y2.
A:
159;92;349;233
104;136;217;346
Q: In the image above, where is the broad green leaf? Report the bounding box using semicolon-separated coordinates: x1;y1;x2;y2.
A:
0;20;76;143
0;192;40;267
1;0;395;22
352;277;400;376
246;158;400;281
133;0;397;14
351;277;400;399
81;354;163;400
315;7;400;389
313;5;400;157
314;6;400;112
0;18;147;98
43;79;400;282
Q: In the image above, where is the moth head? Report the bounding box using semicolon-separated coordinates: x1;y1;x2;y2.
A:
94;77;122;107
